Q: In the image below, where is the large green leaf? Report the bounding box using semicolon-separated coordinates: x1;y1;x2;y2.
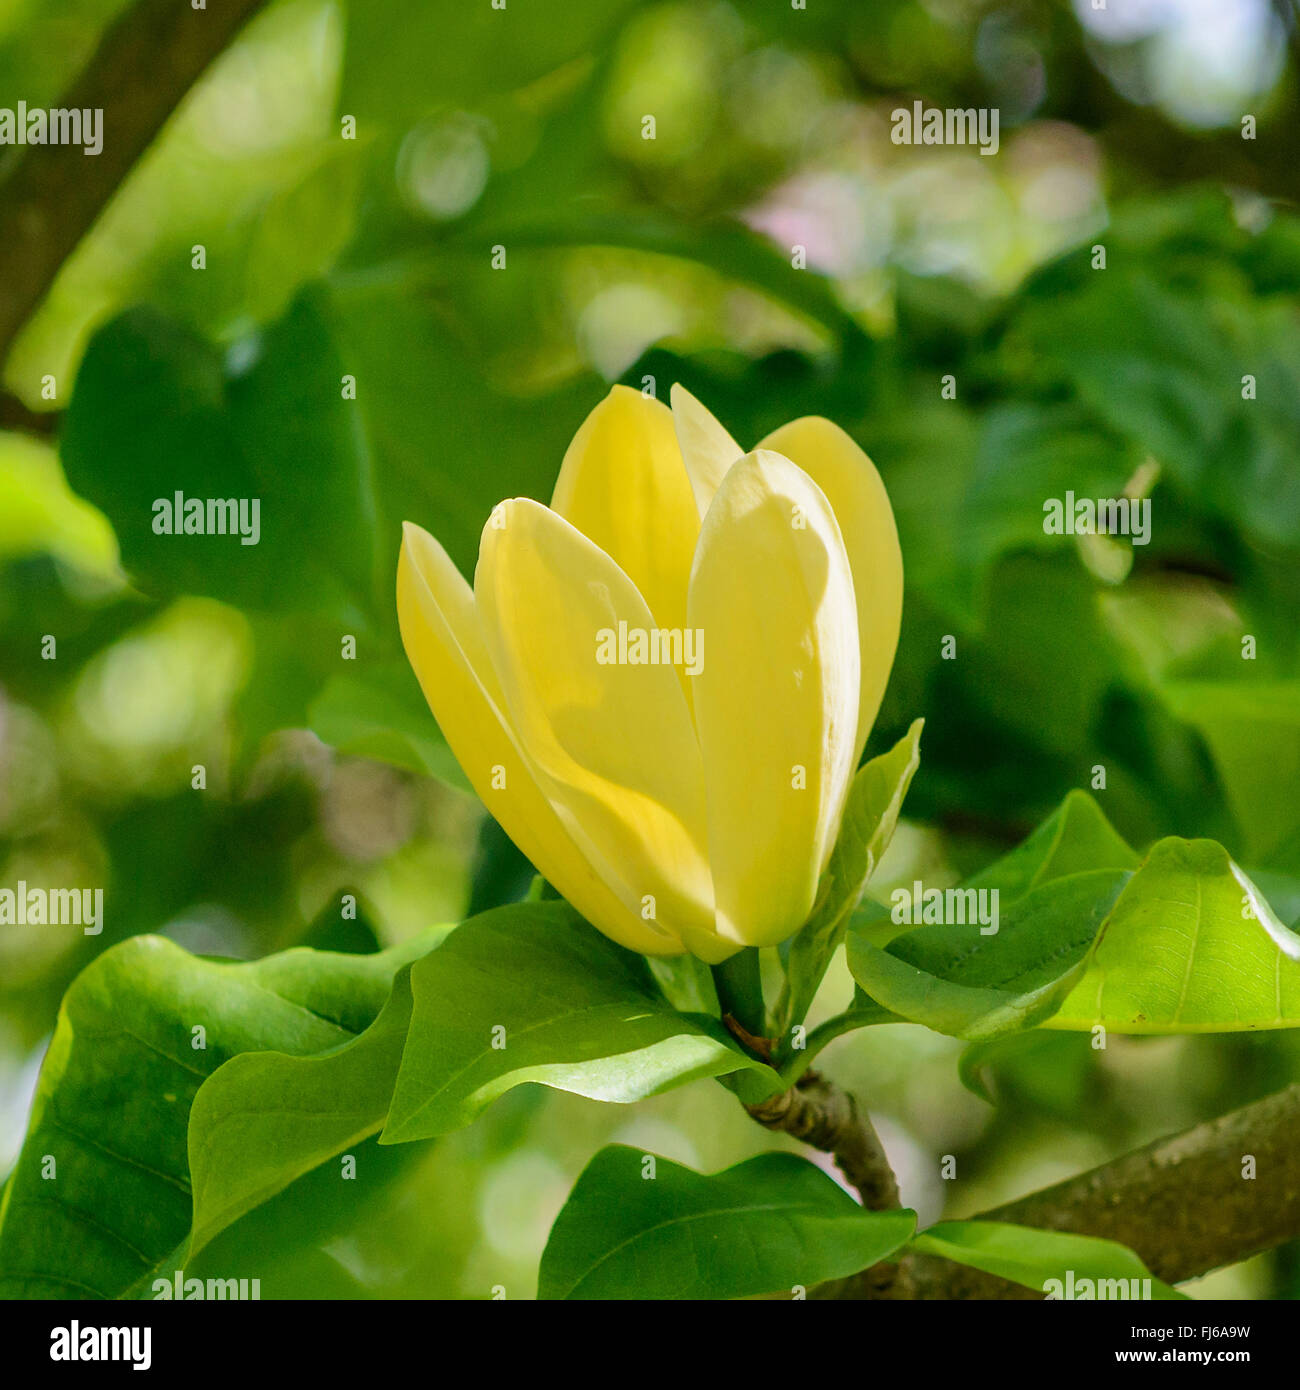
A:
850;787;1137;950
798;793;1135;1063
909;1220;1185;1300
1049;838;1300;1032
0;932;427;1299
849;790;1300;1037
963;789;1140;898
846;869;1130;1040
184;950;433;1263
538;1146;916;1300
325;277;604;580
57;282;601;787
466;212;867;348
778;719;923;1038
382;902;778;1142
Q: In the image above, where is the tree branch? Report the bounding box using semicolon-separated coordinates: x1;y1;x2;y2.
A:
747;1071;902;1209
746;1070;915;1297
873;1081;1300;1299
0;0;270;372
749;1073;1300;1299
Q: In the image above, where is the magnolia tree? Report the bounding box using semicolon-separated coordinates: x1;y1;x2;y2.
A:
4;385;1300;1303
1;0;1299;1314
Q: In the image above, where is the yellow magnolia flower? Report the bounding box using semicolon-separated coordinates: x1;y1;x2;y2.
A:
398;385;902;963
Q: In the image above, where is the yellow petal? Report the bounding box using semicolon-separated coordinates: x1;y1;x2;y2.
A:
398;522;683;956
670;382;743;519
757;417;902;760
687;450;860;947
474;499;719;949
550;385;698;632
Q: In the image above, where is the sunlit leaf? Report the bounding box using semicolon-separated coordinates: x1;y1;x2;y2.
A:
382;902;777;1142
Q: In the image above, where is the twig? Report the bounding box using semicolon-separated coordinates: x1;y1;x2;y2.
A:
746;1070;915;1297
747;1071;902;1208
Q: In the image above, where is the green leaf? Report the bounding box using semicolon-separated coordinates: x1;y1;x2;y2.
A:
323;276;612;578
963;789;1140;898
166;1130;421;1300
382;902;777;1142
1048;838;1300;1032
846;869;1131;1039
474;213;867;348
849;788;1137;948
1010;260;1300;550
57;283;609;784
848;788;1300;1037
0;933;428;1300
961;402;1141;592
646;952;720;1017
779;719;923;1036
341;0;642;123
243;146;364;325
958;556;1125;761
185;948;433;1262
957;1032;1054;1105
538;1146;916;1300
909;1220;1185;1300
62;293;380;615
1161;681;1300;870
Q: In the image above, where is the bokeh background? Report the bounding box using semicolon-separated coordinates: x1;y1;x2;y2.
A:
1;0;1298;1298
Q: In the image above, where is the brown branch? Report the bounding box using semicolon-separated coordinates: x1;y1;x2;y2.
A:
0;0;270;370
873;1081;1300;1299
746;1070;915;1297
746;1070;902;1209
749;1072;1300;1299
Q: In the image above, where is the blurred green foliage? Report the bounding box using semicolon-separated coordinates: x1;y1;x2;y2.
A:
1;0;1297;1298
